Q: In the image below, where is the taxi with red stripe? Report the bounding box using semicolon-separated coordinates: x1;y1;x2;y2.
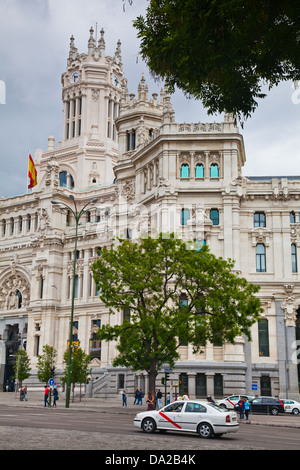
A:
133;400;239;438
215;395;254;410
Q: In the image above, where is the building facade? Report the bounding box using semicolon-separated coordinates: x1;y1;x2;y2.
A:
0;29;300;400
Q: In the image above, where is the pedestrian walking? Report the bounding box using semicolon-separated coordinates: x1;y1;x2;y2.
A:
22;385;27;401
138;388;144;405
166;392;171;405
44;385;50;407
122;390;127;407
237;398;245;420
19;386;24;401
156;389;163;409
133;387;140;405
52;387;58;408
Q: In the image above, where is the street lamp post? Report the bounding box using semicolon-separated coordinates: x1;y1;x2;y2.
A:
51;195;98;408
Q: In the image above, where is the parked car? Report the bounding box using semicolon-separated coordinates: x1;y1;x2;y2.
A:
281;399;300;415
134;400;239;438
245;397;285;415
215;395;254;410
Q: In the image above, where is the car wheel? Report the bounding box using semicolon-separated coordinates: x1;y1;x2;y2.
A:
198;422;213;439
220;404;227;409
292;408;299;415
271;407;279;416
142;417;156;433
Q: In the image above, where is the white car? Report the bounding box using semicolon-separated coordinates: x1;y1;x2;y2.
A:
281;399;300;415
215;395;254;410
134;400;239;438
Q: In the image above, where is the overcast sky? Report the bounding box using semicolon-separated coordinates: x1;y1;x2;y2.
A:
0;0;300;198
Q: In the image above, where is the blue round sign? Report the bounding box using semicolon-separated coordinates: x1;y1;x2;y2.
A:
49;378;55;386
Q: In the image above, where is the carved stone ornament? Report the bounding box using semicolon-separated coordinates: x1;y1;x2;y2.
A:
0;274;30;310
38;208;50;233
282;285;297;327
45;161;59;187
92;89;100;101
118;179;136;203
250;227;271;247
282;296;297;327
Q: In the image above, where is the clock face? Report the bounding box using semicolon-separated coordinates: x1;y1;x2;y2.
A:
113;74;120;87
70;71;80;83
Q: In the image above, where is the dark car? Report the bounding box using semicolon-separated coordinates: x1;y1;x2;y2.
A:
247;397;285;415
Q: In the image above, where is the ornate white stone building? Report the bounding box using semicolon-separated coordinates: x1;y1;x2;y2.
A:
0;29;299;399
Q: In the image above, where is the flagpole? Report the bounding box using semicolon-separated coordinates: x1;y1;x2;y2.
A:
27;149;30;193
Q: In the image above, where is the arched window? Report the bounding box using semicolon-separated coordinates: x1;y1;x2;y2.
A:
59;171;74;188
256;244;266;272
126;130;136;151
16;290;22;309
210;209;219;225
179;293;188;308
210;164;219;178
180;164;190;178
195;164;204;178
181;208;190;225
290;211;296;223
292;243;298;273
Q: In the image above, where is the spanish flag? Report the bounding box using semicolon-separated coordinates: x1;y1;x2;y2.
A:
28;154;37;189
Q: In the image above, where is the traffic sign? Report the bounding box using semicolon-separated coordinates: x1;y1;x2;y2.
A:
164;368;173;372
49;378;55;386
252;383;258;391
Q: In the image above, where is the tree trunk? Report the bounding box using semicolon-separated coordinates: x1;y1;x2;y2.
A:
148;361;158;397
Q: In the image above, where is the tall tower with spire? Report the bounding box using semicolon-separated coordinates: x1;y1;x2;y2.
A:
35;27;125;190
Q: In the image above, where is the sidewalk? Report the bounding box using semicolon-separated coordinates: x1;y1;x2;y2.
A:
1;392;300;428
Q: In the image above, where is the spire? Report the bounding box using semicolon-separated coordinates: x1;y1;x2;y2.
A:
69;35;78;61
114;39;122;66
88;26;96;54
138;73;148;101
98;28;105;54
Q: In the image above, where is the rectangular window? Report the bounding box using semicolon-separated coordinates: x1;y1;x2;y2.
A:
181;208;190;226
258;319;270;356
210;209;219;225
123;308;131;322
254;212;266;227
74;275;79;298
292;244;298;273
40;276;44;299
214;374;223;397
196;373;207;398
256;244;266;272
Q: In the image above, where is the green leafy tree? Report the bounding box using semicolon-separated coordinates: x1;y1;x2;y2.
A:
13;349;31;387
37;345;57;384
61;345;91;402
92;233;262;395
133;0;300;118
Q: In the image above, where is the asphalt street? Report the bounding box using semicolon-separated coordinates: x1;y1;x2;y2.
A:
1;392;300;451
